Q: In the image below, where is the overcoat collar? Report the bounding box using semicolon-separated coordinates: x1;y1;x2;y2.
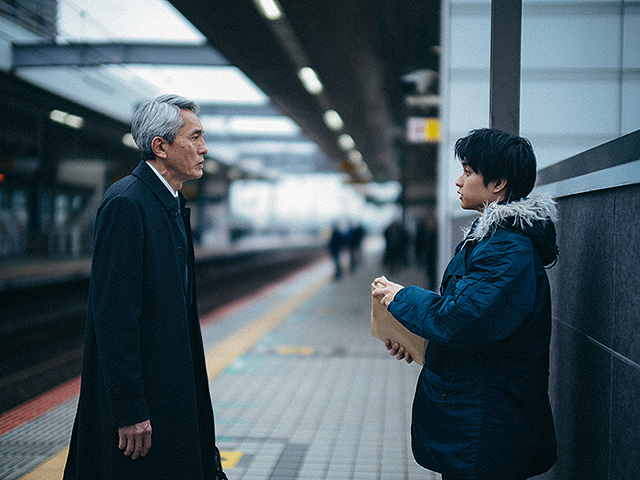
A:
132;161;187;213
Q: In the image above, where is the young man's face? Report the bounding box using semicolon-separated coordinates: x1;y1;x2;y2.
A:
455;162;504;211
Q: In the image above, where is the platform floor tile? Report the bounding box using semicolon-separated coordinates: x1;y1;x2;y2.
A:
207;252;440;480
1;248;441;480
0;399;77;480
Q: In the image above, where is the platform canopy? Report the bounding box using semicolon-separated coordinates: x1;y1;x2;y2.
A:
4;0;441;185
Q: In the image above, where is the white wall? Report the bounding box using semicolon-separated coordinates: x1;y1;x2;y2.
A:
437;0;640;272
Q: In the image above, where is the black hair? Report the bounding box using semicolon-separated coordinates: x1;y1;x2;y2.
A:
454;128;537;201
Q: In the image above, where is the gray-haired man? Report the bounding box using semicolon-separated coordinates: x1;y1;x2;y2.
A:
64;95;227;480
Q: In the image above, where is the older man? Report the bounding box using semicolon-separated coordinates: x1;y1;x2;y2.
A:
64;95;227;480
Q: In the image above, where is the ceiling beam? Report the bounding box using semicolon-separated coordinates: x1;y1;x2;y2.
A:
203;133;309;142
12;42;230;68
166;0;354;169
198;103;283;116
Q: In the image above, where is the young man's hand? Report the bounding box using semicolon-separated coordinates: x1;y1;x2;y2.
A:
385;339;413;364
371;276;404;308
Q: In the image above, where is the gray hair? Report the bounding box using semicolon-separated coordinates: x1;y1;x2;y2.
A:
131;94;200;160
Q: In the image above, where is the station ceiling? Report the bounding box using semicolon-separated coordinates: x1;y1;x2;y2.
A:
167;0;441;183
2;0;440;199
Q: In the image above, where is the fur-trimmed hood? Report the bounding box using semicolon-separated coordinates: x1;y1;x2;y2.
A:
464;194;559;266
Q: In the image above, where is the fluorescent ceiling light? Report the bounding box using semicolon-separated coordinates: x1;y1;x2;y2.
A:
298;67;323;95
228;116;300;135
49;110;67;123
323;110;344;131
204;160;220;174
348;150;363;163
64;115;84;129
122;133;138;149
363;181;402;202
253;0;283;20
128;66;268;104
200;116;228;133
50;109;84;129
58;0;205;43
227;168;243;180
238;158;265;174
338;134;356;151
208;141;318;157
201;116;300;136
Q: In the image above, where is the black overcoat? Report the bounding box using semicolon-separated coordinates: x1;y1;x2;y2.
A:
64;162;218;479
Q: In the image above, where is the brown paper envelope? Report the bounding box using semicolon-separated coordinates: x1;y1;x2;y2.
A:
371;284;428;365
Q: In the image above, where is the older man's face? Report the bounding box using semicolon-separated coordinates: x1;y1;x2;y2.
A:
161;109;208;188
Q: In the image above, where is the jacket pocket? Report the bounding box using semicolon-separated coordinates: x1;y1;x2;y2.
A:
412;367;485;478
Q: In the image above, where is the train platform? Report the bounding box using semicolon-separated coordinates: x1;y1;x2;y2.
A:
0;240;440;480
0;234;324;292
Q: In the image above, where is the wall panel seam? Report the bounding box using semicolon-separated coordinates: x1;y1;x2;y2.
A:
554;318;640;372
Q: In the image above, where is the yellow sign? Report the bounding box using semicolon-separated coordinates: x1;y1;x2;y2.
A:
406;117;440;144
220;451;243;469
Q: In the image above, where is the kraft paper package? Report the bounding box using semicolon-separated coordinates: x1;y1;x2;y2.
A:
371;284;428;365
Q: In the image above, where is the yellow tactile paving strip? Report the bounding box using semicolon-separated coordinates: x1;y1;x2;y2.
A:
15;263;332;480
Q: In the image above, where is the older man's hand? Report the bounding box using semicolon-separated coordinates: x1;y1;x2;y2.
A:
118;419;152;459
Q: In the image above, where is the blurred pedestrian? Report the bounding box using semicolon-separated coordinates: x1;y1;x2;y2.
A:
64;95;227;480
415;215;438;290
345;224;365;272
373;128;558;480
383;221;409;273
328;224;344;280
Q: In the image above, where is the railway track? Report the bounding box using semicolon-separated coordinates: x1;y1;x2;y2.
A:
0;248;326;414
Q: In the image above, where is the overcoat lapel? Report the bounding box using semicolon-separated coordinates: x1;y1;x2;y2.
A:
132;162;190;300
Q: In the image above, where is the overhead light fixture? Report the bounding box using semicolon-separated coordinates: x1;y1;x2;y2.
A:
253;0;283;20
338;133;355;151
50;109;84;129
49;110;67;123
204;160;220;174
348;150;363;163
122;133;138;149
229;116;300;135
227;168;242;180
323;110;344;131
298;67;323;95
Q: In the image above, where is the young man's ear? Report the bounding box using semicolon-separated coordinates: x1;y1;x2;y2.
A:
491;178;508;198
151;136;168;159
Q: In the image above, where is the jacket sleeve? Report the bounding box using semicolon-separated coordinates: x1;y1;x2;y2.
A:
90;194;149;427
388;234;537;353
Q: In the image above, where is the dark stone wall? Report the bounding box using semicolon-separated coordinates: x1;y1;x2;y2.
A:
539;183;640;480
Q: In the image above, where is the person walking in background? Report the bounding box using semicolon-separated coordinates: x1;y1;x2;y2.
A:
328;223;344;280
414;215;437;290
423;214;438;290
345;223;365;272
64;95;227;480
373;128;558;480
382;220;409;274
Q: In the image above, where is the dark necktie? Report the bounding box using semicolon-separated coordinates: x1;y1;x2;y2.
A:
175;197;189;298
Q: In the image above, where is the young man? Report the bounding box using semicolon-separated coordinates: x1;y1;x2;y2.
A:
64;95;227;479
372;128;558;480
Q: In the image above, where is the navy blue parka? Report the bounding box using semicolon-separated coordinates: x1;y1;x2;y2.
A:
388;196;558;480
64;162;222;479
